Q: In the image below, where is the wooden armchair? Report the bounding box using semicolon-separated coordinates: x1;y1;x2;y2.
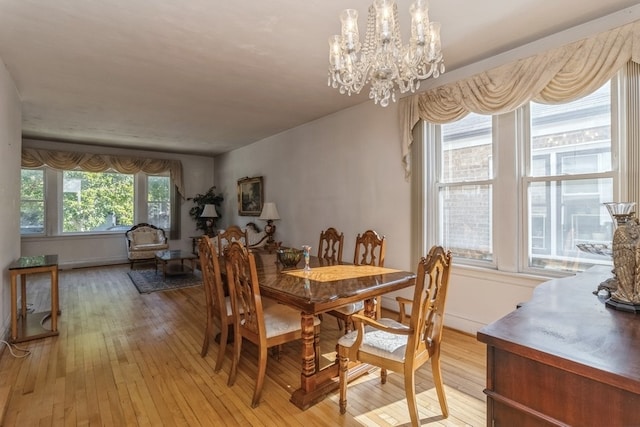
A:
337;246;452;426
317;227;344;263
327;229;386;333
224;241;321;408
198;235;232;372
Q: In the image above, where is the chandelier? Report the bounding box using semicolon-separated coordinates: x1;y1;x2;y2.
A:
328;0;445;107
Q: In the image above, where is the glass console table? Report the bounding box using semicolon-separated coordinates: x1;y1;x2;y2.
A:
8;254;60;343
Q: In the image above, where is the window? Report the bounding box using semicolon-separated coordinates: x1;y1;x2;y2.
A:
438;113;493;262
62;170;134;233
526;83;613;270
425;80;617;274
147;175;171;229
20;168;173;236
20;169;45;234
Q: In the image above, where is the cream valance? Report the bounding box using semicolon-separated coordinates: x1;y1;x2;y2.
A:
401;19;640;177
21;148;185;197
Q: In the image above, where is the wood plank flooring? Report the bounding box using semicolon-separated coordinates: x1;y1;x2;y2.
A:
0;264;487;426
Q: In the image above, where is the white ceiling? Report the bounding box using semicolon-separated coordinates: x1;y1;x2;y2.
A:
0;0;637;156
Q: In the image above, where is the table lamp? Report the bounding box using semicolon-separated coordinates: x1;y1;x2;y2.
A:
200;204;219;236
259;202;280;245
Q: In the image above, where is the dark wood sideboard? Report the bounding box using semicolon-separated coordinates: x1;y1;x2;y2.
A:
477;266;640;426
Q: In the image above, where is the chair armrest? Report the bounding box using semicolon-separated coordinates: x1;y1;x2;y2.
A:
351;313;412;336
396;296;412;324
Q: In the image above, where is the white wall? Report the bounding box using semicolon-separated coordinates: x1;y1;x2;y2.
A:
214;101;544;334
21;139;215;268
0;58;23;338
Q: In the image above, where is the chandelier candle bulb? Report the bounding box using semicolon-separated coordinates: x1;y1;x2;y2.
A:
341;10;359;51
411;0;428;42
377;1;392;40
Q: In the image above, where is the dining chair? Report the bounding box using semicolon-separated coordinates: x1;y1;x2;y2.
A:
198;235;233;372
317;227;344;263
337;246;452;426
224;241;321;408
327;229;386;333
216;225;248;255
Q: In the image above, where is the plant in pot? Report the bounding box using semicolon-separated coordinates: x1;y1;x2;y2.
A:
188;186;224;236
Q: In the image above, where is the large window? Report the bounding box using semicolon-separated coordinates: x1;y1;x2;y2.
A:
439;114;494;261
20;168;172;235
425;80;617;274
147;175;171;229
527;83;613;270
62;170;134;233
20;169;45;234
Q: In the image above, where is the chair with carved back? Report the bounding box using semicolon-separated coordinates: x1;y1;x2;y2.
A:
317;227;344;264
198;235;233;372
216;225;248;255
224;241;321;408
327;229;386;333
337;245;452;426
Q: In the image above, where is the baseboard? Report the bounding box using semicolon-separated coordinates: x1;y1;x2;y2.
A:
59;258;129;270
444;313;487;336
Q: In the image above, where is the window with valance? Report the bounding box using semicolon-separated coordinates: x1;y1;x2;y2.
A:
20;148;184;239
403;19;640;274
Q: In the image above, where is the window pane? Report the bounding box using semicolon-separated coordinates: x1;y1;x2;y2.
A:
21;169;45;234
530;83;611;177
147;175;171;229
441;113;493;183
439;184;492;261
528;82;612;272
62;171;134;233
528;178;613;270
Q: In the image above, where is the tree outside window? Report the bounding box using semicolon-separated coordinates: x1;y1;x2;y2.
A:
20;169;45;234
62;170;134;232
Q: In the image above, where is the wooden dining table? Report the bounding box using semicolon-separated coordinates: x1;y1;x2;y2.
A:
251;250;416;410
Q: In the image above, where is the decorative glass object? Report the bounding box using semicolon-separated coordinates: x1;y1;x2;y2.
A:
276;248;302;269
302;245;312;272
577;242;612;257
328;0;444;107
604;202;636;228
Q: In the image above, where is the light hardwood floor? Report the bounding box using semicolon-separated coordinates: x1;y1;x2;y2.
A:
0;264;486;426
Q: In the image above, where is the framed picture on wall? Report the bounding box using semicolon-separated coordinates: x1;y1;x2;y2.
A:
237;176;263;216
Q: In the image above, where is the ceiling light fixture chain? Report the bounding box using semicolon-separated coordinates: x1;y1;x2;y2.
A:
328;0;445;107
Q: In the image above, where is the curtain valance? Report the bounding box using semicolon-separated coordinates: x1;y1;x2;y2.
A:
21;148;185;197
400;19;640;177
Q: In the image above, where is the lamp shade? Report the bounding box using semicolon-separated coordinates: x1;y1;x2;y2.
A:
259;202;280;221
200;204;219;218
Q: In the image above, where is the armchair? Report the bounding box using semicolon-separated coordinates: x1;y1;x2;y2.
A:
125;223;169;268
337;246;452;426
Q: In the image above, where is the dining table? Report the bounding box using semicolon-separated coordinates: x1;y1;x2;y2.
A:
251;249;416;410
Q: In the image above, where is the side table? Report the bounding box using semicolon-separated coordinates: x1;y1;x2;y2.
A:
155;250;198;278
8;254;60;343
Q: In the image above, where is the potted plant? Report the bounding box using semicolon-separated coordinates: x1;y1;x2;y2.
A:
188;186;224;236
